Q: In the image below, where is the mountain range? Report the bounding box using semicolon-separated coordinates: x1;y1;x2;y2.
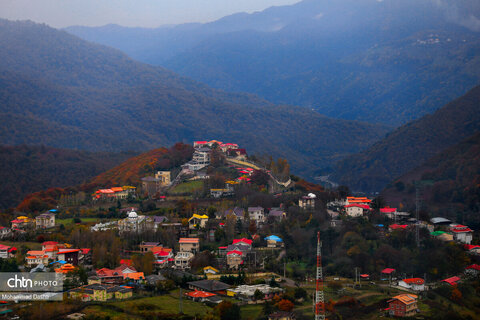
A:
331;85;480;193
66;0;480;125
0;19;388;181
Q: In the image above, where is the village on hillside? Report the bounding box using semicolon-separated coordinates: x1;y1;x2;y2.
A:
0;140;478;320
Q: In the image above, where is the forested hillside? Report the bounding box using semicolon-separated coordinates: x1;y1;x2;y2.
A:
0;19;389;179
67;0;480;125
0;145;134;209
331;85;480;193
382;132;480;228
90;143;193;187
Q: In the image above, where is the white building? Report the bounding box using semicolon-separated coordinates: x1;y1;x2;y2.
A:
174;251;194;270
118;211;147;233
0;227;11;238
36;212;55;229
451;224;473;244
345;204;370;217
398;278;425;291
299;193;316;209
183;148;211;171
248;207;265;224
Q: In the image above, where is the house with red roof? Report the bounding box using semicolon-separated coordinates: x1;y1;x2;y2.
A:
441;276;461;286
389;224;408;232
0;244;12;259
465;264;480;276
398;278;425;291
57;249;81;265
464;244;480;255
232;238;253;246
96;265;137;285
185;289;218;302
450;224;473;244
220;143;239;153
227;250;244;270
344;204;371;217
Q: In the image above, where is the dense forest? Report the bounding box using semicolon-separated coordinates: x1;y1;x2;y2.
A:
382;132;480;229
0;145;134;209
0;19;388;179
332;85;480;193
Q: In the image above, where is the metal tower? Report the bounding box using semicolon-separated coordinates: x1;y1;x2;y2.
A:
315;231;325;320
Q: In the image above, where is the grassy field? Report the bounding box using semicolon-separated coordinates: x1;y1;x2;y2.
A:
108;290;212;317
0;241;42;250
169;180;203;195
82;305;140;320
56;217;99;225
240;303;264;320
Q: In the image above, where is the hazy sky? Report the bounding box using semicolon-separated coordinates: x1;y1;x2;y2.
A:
0;0;301;28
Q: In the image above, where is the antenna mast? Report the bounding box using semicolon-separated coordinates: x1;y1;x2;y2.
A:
315;231;325;320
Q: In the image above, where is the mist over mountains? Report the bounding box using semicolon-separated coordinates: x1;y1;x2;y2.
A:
0;19;388;180
66;0;480;125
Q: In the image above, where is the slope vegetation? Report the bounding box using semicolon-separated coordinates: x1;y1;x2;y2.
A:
0;145;134;209
331;85;480;192
382;132;480;224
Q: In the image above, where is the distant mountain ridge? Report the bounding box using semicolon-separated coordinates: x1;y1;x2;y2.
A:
66;0;480;125
331;85;480;193
0;19;388;180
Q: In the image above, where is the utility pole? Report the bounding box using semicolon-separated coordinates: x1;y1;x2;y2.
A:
415;185;421;247
315;231;325;320
179;287;183;314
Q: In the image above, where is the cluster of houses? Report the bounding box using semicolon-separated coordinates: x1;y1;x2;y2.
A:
0;210;58;239
182;140;246;173
24;241;91;270
429;217;474;245
214;206;287;223
182;279;284;305
327;197;476;247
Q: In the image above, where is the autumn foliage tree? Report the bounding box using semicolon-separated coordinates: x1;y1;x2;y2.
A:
277;299;294;311
215;301;241;320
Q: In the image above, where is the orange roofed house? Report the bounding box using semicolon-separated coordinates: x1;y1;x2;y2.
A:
346;197;372;205
179;238;200;254
387;294;418;317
